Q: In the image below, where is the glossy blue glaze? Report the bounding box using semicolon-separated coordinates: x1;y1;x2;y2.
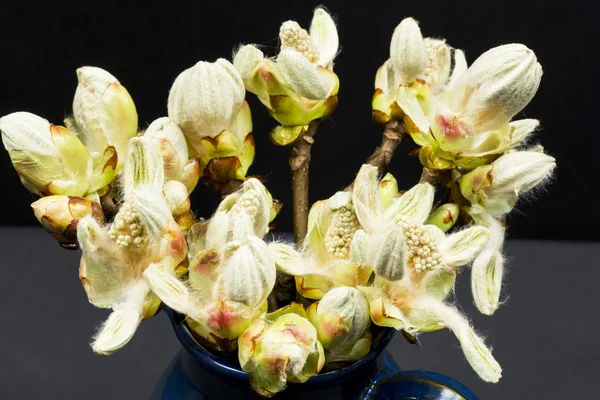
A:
151;307;479;400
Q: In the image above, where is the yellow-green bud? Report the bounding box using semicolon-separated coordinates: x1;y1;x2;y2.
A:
378;172;399;211
0;112;92;196
425;203;460;232
32;195;104;246
71;66;138;171
168;59;245;140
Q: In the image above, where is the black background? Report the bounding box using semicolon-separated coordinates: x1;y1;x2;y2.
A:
0;0;597;240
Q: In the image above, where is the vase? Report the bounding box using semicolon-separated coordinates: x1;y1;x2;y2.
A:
150;307;479;400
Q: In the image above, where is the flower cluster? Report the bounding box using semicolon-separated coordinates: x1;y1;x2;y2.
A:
0;6;555;398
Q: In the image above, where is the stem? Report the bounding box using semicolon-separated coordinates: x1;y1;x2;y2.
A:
289;120;320;244
365;120;406;172
344;120;406;192
419;167;449;185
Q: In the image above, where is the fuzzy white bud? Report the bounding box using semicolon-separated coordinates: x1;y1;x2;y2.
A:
72;66;138;169
309;7;339;68
276;49;333;100
456;44;542;132
390;18;427;84
0;112;93;196
168;59;245;140
216;236;276;307
233;45;265;87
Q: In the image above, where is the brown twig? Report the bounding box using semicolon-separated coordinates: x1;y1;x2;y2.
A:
419;167;450;186
365;120;406;172
289;120;320;244
344;120;406;192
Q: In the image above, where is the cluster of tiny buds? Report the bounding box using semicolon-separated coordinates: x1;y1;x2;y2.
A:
395;216;442;272
422;39;446;86
324;206;359;258
108;201;145;249
279;20;319;63
230;189;262;225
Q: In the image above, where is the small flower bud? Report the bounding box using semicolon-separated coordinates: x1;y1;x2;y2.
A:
390;18;427;83
0;112;92;196
32;195;104;246
307;287;371;360
122;137;165;197
367;224;406;281
168;59;245;140
425;203;460;232
239;307;325;397
378;172;399;211
71;66;138;170
454;44;542;132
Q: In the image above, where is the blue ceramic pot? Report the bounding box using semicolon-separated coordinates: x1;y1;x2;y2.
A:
151;307;479;400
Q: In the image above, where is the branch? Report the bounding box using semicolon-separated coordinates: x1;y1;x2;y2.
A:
365;120;406;172
344;120;406;192
289;120;320;244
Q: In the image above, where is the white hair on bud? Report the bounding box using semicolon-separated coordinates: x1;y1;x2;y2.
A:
309;7;339;68
471;218;506;315
276;49;332;100
352;164;382;233
390;18;427;83
91;279;148;355
143;263;198;318
411;297;502;383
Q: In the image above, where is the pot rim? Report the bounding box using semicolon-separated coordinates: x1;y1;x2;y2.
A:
164;306;396;386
